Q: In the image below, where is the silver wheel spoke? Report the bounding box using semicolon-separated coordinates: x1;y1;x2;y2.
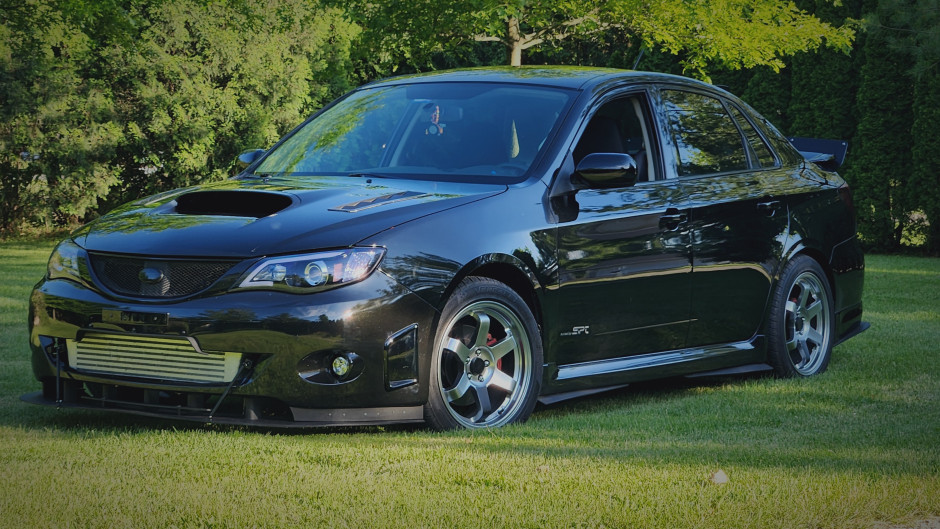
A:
473;312;491;347
805;328;824;347
798;284;811;310
444;337;472;363
804;299;823;322
796;340;811;365
786;336;799;353
471;384;492;422
490;331;517;360
489;370;517;393
444;376;471;403
777;268;833;377
436;297;535;429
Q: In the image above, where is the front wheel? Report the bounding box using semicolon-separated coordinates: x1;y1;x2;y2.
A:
424;277;543;430
767;255;835;377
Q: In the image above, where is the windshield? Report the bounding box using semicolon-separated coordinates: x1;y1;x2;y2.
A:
254;82;574;182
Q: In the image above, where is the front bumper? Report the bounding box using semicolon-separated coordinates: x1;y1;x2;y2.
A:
25;270;438;426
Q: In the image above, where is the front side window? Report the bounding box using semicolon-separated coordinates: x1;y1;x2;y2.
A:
661;90;749;176
254;82;574;183
573;95;659;182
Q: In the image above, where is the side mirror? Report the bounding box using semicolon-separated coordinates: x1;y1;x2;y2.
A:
237;148;265;169
575;153;637;188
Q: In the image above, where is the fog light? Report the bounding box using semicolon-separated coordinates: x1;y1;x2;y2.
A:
298;351;362;385
331;355;352;378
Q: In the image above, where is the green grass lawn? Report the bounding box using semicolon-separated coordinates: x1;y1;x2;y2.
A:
1;241;937;529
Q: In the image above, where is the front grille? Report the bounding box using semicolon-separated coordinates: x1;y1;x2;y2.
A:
66;333;242;383
88;253;237;298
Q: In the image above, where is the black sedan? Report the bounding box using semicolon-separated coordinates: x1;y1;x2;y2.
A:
24;67;868;429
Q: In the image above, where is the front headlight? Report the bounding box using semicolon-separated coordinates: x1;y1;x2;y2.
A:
47;240;88;282
236;248;385;293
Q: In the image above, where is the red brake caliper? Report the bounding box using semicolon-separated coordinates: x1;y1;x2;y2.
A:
487;334;502;370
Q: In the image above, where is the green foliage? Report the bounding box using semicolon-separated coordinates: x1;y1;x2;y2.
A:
2;0;938;252
0;1;124;230
872;0;940;252
340;0;855;79
849;16;915;251
617;0;855;80
105;0;356;205
787;0;862;140
741;67;793;132
0;0;356;234
911;69;940;252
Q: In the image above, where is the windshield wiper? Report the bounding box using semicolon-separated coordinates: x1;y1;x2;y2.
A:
347;172;391;179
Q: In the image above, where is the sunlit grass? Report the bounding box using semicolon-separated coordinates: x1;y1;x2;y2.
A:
0;242;937;529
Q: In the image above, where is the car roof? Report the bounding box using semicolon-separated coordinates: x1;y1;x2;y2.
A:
361;66;716;93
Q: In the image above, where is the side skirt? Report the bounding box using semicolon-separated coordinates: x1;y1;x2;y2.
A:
537;384;629;406
545;338;763;393
834;320;870;347
683;363;773;378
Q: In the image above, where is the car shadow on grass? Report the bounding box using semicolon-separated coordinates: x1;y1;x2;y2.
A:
5;371;758;435
7;369;937;480
5;396;426;436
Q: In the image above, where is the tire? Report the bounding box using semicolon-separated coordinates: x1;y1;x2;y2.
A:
767;255;835;377
424;277;543;430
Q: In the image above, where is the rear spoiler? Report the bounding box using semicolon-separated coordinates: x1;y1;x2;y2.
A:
787;137;848;171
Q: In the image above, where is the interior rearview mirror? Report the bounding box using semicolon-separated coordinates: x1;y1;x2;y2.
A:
237;149;265;169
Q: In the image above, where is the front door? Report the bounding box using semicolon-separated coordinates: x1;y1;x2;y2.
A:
552;94;693;366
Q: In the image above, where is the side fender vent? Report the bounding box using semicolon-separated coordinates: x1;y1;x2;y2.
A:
385;324;419;390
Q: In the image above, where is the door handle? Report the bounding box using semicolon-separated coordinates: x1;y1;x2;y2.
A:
660;208;687;230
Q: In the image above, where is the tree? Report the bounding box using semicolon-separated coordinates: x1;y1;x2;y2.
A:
341;0;855;78
900;0;940;253
862;0;940;252
101;0;356;205
788;0;862;141
912;69;940;253
850;18;914;250
0;0;128;230
0;0;356;234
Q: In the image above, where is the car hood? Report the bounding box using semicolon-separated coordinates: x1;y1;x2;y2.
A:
74;176;506;257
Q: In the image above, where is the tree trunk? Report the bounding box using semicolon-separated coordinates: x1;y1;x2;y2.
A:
507;17;523;66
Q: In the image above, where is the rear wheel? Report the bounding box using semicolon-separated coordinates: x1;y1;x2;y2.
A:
424;277;542;430
767;255;834;377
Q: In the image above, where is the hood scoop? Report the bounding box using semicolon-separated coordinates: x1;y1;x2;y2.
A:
174;191;292;218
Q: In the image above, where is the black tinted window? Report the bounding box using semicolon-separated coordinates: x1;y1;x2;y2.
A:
662;90;748;176
573;95;658;182
255;83;573;182
728;104;776;168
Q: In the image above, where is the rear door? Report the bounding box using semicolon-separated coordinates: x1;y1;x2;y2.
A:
655;87;790;347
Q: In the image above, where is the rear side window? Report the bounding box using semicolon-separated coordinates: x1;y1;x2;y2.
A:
728;104;776;168
744;106;805;166
661;90;748;176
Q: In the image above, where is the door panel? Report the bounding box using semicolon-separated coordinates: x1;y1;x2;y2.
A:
655;87;790;348
554;182;692;365
682;169;790;347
